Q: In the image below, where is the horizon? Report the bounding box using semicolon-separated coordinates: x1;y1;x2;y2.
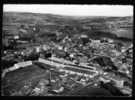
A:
3;4;133;17
3;11;133;17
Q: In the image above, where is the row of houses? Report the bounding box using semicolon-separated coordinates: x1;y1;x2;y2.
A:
38;58;98;78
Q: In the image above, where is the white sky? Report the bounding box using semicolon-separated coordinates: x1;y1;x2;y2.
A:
3;4;133;16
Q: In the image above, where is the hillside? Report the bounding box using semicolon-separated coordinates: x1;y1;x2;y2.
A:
3;12;133;41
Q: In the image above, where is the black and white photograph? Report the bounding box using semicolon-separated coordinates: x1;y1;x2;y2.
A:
1;4;133;96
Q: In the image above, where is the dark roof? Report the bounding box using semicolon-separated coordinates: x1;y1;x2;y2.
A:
100;82;125;96
92;56;118;70
54;50;66;57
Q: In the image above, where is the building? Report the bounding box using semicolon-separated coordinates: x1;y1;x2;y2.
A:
14;61;33;69
14;35;19;40
35;46;41;53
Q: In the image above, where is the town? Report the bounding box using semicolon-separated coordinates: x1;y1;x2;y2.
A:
2;11;133;96
2;26;132;96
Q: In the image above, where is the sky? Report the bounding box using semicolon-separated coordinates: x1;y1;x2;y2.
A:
3;4;133;16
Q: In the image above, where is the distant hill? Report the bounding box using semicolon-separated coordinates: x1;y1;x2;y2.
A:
3;12;133;41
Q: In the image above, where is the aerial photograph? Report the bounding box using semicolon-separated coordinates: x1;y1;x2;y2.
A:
2;4;133;96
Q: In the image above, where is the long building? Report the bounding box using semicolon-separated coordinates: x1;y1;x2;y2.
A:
38;58;98;77
49;56;96;70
